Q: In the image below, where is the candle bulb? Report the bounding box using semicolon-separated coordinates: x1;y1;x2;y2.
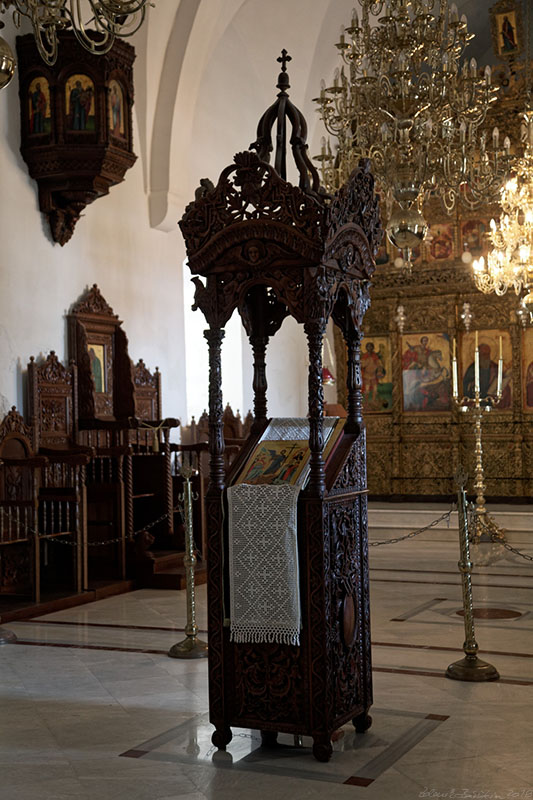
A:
474;331;480;395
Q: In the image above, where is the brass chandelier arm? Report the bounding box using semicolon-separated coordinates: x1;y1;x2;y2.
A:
0;0;151;65
315;0;512;262
473;114;533;299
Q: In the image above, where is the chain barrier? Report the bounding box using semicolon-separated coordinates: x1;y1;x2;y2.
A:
0;503;184;547
465;501;533;563
369;502;533;564
5;492;533;561
369;505;455;546
498;540;533;562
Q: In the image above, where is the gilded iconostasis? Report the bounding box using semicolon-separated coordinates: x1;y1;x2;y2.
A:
326;13;533;502
336;206;533;500
336;180;533;500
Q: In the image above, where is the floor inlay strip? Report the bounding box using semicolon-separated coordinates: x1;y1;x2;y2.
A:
13;639;170;655
373;665;533;685
372;577;533;589
123;708;452;787
19;619;208;634
373;640;533;659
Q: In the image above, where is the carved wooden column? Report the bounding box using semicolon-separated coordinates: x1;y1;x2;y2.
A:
203;325;232;750
241;285;288;434
345;331;363;435
250;335;268;434
305;319;326;495
204;327;226;493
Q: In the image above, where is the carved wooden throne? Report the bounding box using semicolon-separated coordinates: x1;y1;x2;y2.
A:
179;54;382;762
67;285;179;583
0;408;46;602
28;351;91;593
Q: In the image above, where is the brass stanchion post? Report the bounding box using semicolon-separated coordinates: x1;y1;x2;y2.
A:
446;474;499;682
168;464;208;659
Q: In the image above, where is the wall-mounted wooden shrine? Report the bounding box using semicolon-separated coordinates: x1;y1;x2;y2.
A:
16;32;136;246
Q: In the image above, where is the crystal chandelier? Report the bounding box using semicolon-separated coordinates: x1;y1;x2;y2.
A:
472;0;533;309
473;112;533;297
0;0;150;67
315;1;511;265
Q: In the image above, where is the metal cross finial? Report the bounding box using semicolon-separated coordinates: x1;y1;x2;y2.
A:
277;49;292;72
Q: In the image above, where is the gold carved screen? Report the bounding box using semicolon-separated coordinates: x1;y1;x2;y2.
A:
335;200;533;500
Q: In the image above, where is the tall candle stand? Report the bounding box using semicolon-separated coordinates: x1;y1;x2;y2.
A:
168;461;208;659
446;471;499;682
451;333;506;544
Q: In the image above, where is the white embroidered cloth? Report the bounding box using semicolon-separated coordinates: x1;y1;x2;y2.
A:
227;483;301;646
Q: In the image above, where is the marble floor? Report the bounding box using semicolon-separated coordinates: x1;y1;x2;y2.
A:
1;506;533;799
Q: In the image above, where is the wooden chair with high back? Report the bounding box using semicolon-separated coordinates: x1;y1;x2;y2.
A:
0;407;47;603
128;358;179;549
66;286;133;585
68;285;180;587
28;351;91;593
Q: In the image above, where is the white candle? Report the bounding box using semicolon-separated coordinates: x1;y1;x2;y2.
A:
474;331;480;394
497;336;503;397
452;338;458;399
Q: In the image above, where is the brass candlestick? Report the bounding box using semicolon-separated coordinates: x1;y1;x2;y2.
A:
446;475;499;682
168;464;208;659
451;334;506;544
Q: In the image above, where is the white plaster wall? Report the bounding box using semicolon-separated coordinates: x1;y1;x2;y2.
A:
174;0;355;419
0;18;187;428
0;0;368;430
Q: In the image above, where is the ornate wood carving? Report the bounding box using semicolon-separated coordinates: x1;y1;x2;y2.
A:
204;328;226;493
71;284;118;318
180;151;324;270
131;358;162;422
16;32;136;245
330;431;367;496
179;53;380;762
326;496;368;721
28;352;76;450
233;643;305;725
68;284;134;423
0;407;32;442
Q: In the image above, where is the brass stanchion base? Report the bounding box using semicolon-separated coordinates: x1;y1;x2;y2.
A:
446;655;500;682
168;636;208;659
0;627;17;645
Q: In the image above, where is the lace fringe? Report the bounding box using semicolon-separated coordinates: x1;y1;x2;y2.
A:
230;626;300;646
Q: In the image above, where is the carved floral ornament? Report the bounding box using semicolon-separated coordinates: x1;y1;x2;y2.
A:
70;284;117;318
30;351;72;384
181;152;381;335
133;359;158;388
0;407;31;440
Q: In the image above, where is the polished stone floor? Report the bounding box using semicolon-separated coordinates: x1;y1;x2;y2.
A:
1;506;533;799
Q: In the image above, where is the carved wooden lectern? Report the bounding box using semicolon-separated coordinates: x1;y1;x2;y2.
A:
179;53;382;762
